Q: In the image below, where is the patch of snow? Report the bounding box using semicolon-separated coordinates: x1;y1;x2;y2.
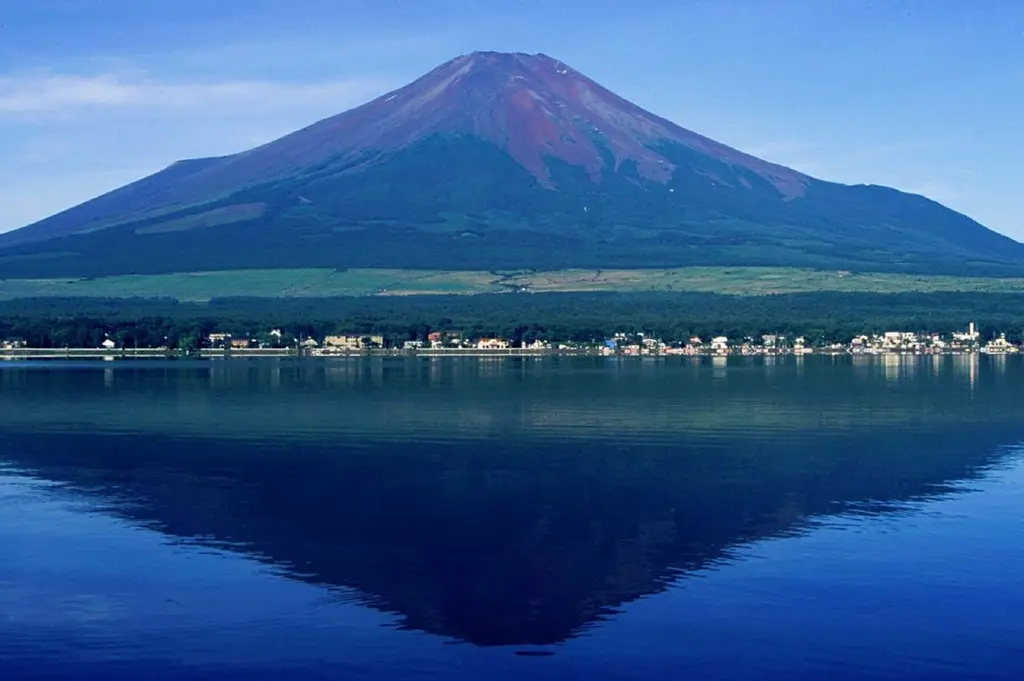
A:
384;95;397;102
557;68;569;75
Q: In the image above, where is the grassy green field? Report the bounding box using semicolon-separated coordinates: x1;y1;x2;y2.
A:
4;266;1024;301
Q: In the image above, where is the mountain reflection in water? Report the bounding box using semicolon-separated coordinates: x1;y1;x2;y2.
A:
0;355;1019;647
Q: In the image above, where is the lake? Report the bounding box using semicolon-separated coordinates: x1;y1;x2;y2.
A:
1;355;1023;680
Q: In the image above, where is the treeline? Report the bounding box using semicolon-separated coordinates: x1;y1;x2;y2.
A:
4;291;1024;348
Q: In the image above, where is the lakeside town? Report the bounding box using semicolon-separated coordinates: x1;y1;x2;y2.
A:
1;322;1021;358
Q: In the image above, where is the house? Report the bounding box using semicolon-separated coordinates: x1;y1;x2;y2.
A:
324;334;384;350
425;331;448;349
1;338;27;349
953;322;981;343
101;339;117;350
208;332;231;347
641;337;661;352
476;338;509;350
982;334;1018;354
230;338;250;349
438;331;468;348
710;336;729;354
324;335;360;350
403;340;425;350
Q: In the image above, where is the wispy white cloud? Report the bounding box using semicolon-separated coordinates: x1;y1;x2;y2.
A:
0;67;398;231
0;72;391;116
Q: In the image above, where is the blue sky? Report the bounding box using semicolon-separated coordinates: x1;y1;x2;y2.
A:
2;0;1023;237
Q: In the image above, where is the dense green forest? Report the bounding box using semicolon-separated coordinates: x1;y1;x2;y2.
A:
3;291;1024;349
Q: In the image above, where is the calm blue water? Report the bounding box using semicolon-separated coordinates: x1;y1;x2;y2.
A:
1;355;1023;680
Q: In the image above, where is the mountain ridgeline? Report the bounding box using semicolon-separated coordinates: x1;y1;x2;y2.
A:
1;51;1021;278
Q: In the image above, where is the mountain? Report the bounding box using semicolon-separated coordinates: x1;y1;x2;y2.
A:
1;50;1021;278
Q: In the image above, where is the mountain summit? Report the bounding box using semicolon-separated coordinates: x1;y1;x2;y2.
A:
290;50;809;194
1;51;1020;277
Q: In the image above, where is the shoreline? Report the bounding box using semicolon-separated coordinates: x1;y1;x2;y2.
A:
0;347;1013;360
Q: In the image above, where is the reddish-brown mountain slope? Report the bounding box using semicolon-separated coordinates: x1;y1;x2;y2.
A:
0;51;1020;278
239;51;809;195
1;51;811;248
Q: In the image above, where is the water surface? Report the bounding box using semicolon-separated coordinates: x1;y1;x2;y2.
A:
1;356;1023;679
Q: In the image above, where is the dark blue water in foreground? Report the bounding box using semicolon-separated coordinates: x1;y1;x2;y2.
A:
1;355;1023;680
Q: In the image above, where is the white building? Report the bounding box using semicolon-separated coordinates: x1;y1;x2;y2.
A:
952;322;980;343
982;334;1018;354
